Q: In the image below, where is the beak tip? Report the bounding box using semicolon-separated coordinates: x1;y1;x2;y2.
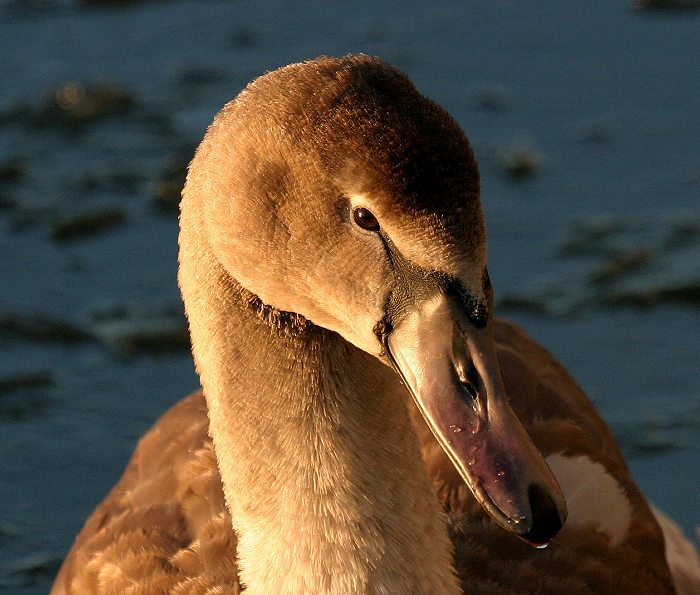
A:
520;482;567;547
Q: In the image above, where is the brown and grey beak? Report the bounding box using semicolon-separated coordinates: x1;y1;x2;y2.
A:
382;291;567;546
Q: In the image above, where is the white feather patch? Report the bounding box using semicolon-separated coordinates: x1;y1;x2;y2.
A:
650;504;700;595
546;453;632;546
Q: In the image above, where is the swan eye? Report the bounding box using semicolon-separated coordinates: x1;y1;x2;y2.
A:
352;207;380;231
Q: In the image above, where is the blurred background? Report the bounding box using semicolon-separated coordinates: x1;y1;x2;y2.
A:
1;0;698;592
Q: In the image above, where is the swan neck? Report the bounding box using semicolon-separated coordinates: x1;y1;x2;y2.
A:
178;192;460;594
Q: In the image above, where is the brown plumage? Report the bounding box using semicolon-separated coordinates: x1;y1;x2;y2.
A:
52;55;698;594
52;321;682;593
53;393;240;593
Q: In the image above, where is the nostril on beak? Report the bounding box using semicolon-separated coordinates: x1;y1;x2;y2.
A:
454;365;480;412
461;380;478;401
523;483;564;546
451;331;481;410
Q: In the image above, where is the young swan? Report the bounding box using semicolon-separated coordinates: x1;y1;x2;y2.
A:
52;55;696;594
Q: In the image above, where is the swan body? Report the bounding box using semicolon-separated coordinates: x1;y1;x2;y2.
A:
51;55;699;594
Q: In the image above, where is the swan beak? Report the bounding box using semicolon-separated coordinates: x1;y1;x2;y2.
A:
383;292;567;546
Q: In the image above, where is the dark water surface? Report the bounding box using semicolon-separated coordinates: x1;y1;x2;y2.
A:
1;1;698;592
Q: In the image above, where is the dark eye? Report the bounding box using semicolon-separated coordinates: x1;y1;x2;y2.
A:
352;207;380;231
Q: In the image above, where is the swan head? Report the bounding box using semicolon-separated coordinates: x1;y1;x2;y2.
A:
186;54;567;545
